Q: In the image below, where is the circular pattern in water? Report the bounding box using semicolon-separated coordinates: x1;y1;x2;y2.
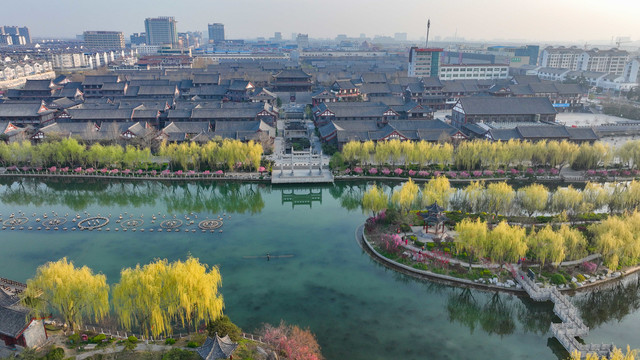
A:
3;217;28;226
121;219;144;229
77;216;109;230
198;219;223;230
43;218;67;227
160;219;183;229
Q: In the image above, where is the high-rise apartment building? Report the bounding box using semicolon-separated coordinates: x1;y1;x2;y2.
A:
130;33;146;45
578;49;629;75
0;26;31;45
208;23;225;43
542;46;630;75
540;46;587;70
408;47;442;77
83;31;125;49
144;17;178;46
296;34;309;49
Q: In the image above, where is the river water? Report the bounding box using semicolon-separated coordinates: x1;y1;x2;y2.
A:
0;178;638;360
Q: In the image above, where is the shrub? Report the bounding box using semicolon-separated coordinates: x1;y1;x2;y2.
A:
400;223;412;232
186;341;199;348
44;347;65;360
162;348;199;360
570;282;578;289
426;242;436;250
165;338;176;345
414;240;425;247
576;274;586;282
550;273;567;285
127;335;138;343
582;261;598;274
68;333;81;344
90;334;106;343
481;269;492;277
207;315;242;342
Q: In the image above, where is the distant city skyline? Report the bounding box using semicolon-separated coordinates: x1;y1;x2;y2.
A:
1;0;639;45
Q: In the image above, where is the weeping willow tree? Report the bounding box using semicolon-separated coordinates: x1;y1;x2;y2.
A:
112;257;224;338
362;184;388;216
22;258;109;332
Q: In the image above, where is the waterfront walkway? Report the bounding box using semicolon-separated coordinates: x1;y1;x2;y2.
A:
515;271;614;358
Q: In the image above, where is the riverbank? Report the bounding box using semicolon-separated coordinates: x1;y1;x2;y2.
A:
357;224;640;294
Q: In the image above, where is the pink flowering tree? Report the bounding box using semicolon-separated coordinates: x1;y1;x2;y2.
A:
262;321;323;360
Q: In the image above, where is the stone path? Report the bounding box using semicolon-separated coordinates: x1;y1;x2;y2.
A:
515;270;614;358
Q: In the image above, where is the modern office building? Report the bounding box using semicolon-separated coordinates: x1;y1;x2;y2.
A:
408;47;443;77
83;31;125;49
208;23;225;43
144;17;178;46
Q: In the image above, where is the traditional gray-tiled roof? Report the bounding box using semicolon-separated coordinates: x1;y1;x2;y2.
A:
132;110;159;119
0;290;20;308
82;75;119;86
370;96;405;106
193;73;221;85
136;85;178;97
39;122;101;140
359;83;391;95
421;77;444;88
228;80;253;91
516;125;570;139
101;82;127;91
196;334;238;360
323;119;456;142
162;121;211;134
489;128;522;141
211;120;274;140
566;127;599;141
249;90;277;101
0;303;31;338
0;103;53;117
166;109;193;119
273;69;311;79
317;102;393;118
190;85;229;97
511;75;541;85
128;79;170;87
361;72;387;84
67;108;134;121
22;79;54;91
456;97;557;115
333;79;357;90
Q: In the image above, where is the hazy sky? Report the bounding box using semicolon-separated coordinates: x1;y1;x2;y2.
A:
2;0;639;44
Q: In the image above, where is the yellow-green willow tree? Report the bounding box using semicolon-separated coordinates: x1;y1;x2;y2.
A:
454;218;488;270
589;212;640;270
391;178;419;213
22;258;109;332
527;225;565;267
487;221;527;265
462;181;485;213
516;183;549;217
485;182;515;216
112;257;224;338
362;185;389;216
559;224;587;261
422;175;454;209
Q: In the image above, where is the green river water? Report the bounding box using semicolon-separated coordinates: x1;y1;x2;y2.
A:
0;177;638;360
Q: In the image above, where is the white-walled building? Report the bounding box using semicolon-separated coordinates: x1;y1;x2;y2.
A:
439;64;509;80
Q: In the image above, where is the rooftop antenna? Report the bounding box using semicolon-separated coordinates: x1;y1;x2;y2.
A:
425;19;431;48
